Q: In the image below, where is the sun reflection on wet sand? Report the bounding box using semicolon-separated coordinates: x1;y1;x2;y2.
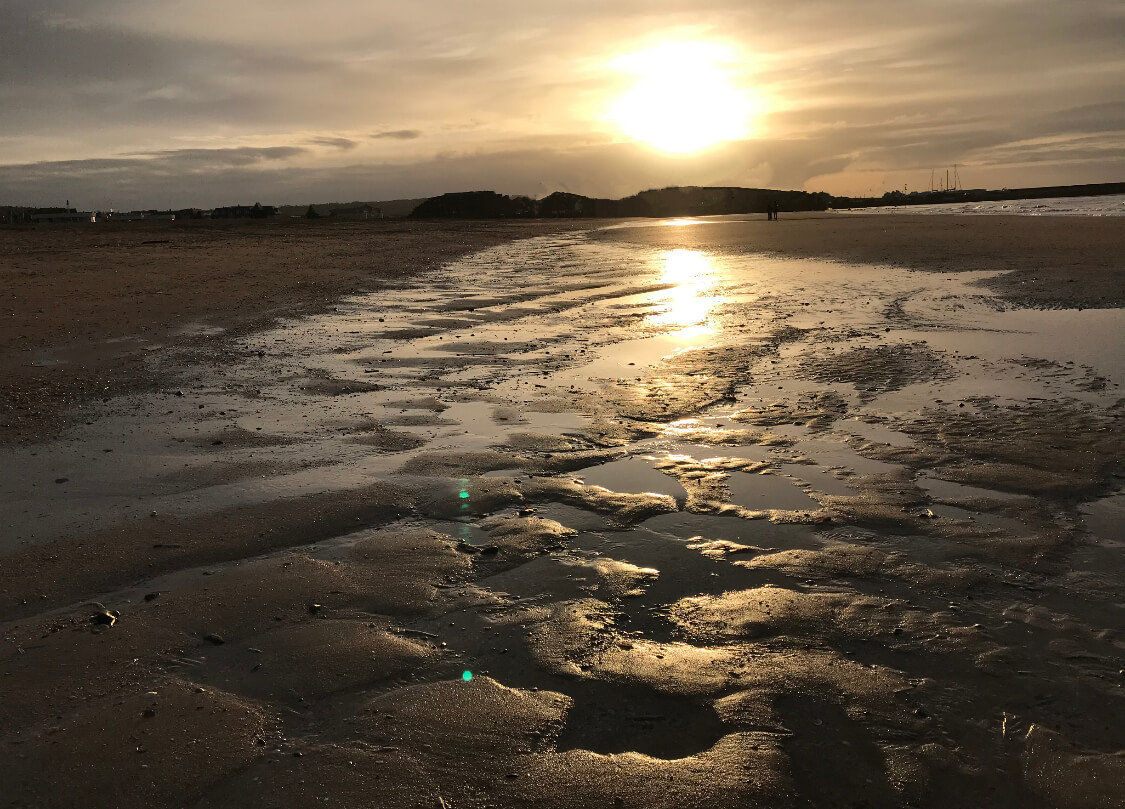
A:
650;249;723;329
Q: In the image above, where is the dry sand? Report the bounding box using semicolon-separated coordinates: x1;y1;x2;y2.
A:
1;214;1123;809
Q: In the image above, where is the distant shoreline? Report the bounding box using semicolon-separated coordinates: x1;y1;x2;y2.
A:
5;181;1123;224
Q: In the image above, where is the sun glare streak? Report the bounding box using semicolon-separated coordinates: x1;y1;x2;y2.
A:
609;41;756;153
650;249;722;327
659;248;714;285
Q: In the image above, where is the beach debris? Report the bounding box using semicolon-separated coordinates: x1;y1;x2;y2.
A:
203;633;225;645
143;592;160;601
307;603;324;614
89;602;119;627
918;508;937;519
400;628;440;640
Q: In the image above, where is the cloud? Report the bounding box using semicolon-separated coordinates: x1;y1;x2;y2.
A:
371;130;424;140
305;137;359;150
128;146;308;166
0;0;1122;199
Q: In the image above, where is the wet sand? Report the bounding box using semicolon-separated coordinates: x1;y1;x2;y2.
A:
0;218;588;442
2;214;1124;808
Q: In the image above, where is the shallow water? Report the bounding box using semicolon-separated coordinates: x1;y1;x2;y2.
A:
573;457;688;500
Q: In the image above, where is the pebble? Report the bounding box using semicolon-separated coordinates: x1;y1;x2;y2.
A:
203;633;225;645
90;608;118;627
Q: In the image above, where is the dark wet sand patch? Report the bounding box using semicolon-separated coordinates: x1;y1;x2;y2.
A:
300;376;383;396
347;424;428;452
797;342;957;394
0;481;415;620
185;426;296;448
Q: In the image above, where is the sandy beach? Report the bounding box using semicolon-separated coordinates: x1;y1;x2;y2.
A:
2;213;1123;808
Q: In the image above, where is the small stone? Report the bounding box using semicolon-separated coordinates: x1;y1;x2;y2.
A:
480;545;500;555
142;707;156;718
308;603;323;614
54;478;69;484
144;592;160;601
203;633;225;645
91;609;118;627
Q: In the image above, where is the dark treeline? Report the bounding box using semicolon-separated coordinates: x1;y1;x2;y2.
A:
837;181;1125;209
411;186;832;218
411;181;1125;219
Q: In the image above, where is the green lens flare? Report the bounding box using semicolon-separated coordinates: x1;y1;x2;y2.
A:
462;670;473;682
459;491;470;499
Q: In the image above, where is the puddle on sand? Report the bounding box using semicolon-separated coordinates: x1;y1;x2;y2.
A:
662;442;774;463
726;470;822;511
554;326;716;390
899;308;1125;388
770;435;902;478
918;475;1028;503
837;419;914;448
779;465;859;497
642;511;821;551
574;457;688;500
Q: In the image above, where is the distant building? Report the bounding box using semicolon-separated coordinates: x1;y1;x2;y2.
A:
112;210;176;221
330;204;380;221
27;207;95;224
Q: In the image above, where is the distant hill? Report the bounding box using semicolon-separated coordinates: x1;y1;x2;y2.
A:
269;180;1125;222
276;198;428;218
411;186;832;219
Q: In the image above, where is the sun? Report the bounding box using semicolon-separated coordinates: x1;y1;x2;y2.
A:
609;41;754;153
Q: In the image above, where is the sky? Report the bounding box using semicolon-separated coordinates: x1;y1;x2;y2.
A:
1;0;1123;209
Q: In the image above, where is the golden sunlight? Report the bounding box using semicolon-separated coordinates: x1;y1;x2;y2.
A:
609;41;755;153
650;249;722;327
